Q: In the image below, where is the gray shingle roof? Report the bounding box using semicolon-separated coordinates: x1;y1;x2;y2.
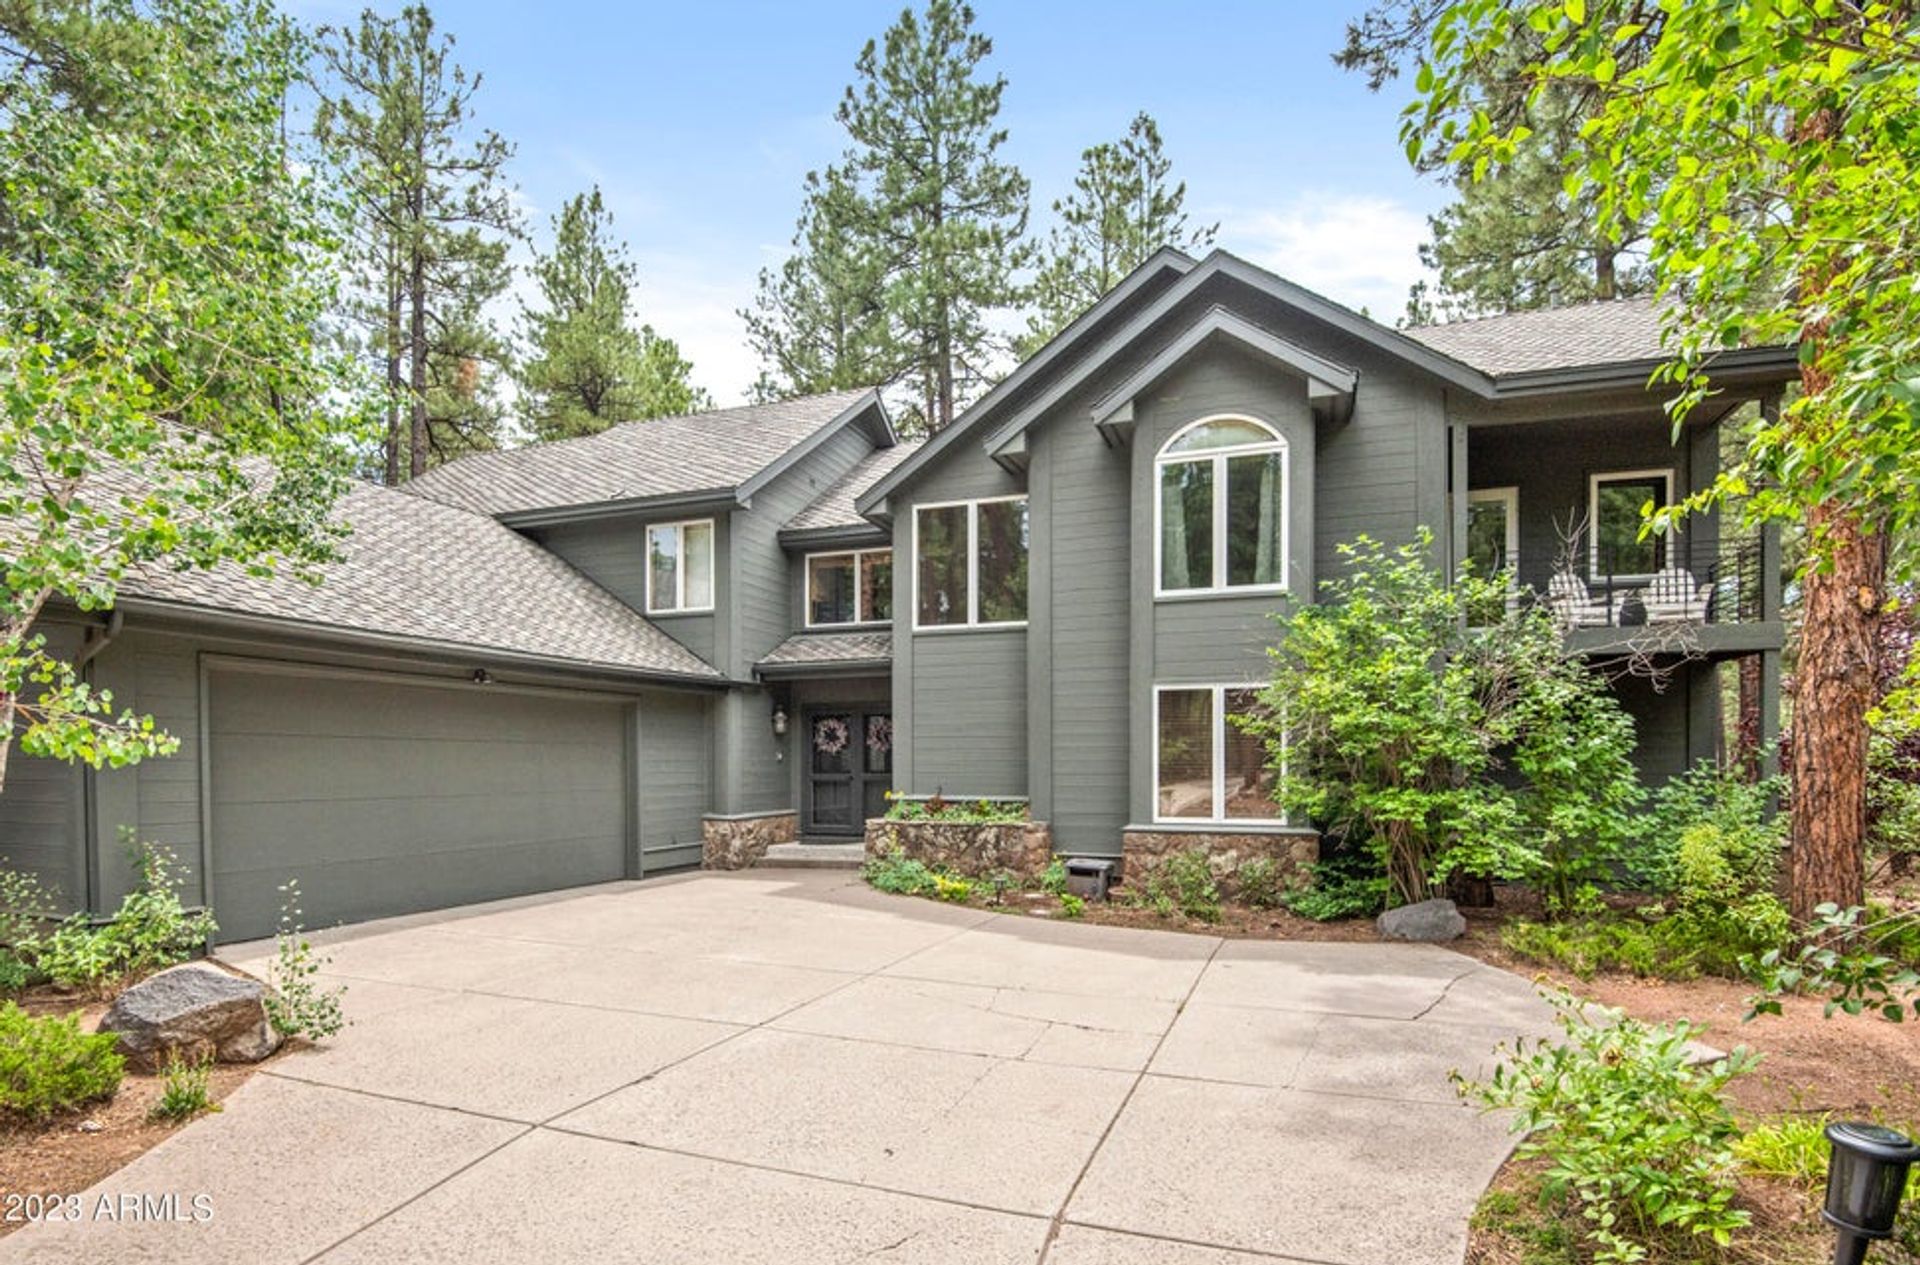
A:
404;390;877;518
756;630;892;672
784;441;924;533
1403;297;1670;376
122;483;720;680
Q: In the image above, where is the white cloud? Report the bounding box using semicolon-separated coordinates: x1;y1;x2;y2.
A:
1220;192;1436;324
629;251;761;406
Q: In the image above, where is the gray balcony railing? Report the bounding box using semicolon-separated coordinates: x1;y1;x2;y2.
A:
1483;534;1768;629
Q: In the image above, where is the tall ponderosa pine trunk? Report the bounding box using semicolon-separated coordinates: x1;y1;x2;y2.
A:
384;225;404;485
408;192;428;480
1787;101;1883;928
1790;502;1884;924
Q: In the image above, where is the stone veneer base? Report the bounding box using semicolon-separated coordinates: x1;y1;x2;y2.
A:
702;812;799;870
1120;829;1320;897
864;817;1053;879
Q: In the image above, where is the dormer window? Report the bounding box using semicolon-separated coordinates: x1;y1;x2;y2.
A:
1156;416;1288;596
646;519;714;614
807;548;892;626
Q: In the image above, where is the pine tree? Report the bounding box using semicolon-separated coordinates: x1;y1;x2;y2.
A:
314;4;519;481
1020;113;1216;356
1337;4;1653;318
519;187;709;441
742;165;895;403
836;0;1030;430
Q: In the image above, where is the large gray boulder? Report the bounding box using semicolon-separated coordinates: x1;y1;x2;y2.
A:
1377;897;1467;943
98;962;282;1070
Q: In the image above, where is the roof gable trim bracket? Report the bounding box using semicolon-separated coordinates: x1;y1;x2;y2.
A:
1075;307;1359;451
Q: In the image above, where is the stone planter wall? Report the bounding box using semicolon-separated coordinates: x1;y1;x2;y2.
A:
865;817;1053;878
702;811;798;870
1121;830;1320;898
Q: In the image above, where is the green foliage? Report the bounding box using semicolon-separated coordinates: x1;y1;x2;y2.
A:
1280;852;1389;922
0;951;29;993
150;1053;218;1122
1630;758;1784;895
1139;851;1222;924
1037;857;1070;897
28;840;214;992
1234;857;1286;911
0;866;57;954
518;186;709;441
862;851;940;897
1501;917;1664;981
1458;990;1756;1263
263;881;346;1042
1057;893;1086;919
1746;903;1920;1023
1731;1114;1833;1188
931;873;975;904
1245;531;1642;909
883;795;1027;824
0;1002;125;1120
1019;112;1215;355
1;0;365;785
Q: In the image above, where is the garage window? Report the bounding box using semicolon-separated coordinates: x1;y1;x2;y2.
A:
647;519;714;614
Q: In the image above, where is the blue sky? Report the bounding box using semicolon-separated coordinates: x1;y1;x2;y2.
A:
290;1;1446;404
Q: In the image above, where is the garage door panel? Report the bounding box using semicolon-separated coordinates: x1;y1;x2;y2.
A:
209;670;630;941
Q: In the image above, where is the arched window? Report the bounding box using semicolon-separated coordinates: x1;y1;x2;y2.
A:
1156;416;1288;595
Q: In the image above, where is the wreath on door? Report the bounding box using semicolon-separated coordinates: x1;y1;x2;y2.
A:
865;714;893;756
812;715;851;755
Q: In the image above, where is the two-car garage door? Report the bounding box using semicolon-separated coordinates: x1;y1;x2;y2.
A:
207;665;630;942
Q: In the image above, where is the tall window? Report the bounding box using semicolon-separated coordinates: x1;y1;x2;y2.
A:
1157;417;1288;596
1588;468;1672;578
1154;685;1280;823
914;497;1028;628
807;548;893;626
646;519;714;614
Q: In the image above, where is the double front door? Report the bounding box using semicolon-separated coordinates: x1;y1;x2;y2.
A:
805;706;892;836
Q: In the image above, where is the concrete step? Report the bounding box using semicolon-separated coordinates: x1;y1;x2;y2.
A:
758;840;864;870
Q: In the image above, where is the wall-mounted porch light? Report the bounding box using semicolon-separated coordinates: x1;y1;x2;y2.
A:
771;704;789;738
470;668;493;685
1824;1122;1919;1265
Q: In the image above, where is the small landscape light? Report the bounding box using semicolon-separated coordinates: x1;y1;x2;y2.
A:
470;668;493;685
1823;1121;1919;1265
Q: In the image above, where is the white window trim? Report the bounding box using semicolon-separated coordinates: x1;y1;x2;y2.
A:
1586;467;1674;581
1151;683;1286;826
644;518;716;616
1465;486;1521;619
1153;414;1291;600
804;547;893;628
911;495;1029;632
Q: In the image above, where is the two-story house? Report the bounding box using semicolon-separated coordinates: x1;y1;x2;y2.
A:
0;249;1793;940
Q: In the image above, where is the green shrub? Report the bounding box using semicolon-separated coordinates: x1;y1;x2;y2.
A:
883;794;1027;824
1280;853;1387;922
862;851;939;896
1731;1113;1833;1187
29;839;215;992
0;1002;126;1119
1746;902;1920;1022
1243;530;1643;909
150;1053;217;1122
1037;857;1069;896
1234;857;1285;910
1502;917;1664;980
1457;990;1756;1263
0;866;58;953
1630;757;1784;895
0;950;29;993
263;881;346;1042
1057;893;1086;919
1142;850;1222;923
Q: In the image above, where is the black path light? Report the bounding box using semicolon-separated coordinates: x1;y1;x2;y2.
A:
1823;1122;1919;1265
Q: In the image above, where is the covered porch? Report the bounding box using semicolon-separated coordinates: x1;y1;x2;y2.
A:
757;631;894;841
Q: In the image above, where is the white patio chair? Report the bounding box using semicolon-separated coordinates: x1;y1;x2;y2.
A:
1547;569;1615;629
1641;566;1713;622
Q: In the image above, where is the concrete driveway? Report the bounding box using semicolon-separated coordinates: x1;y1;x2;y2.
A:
1;871;1551;1265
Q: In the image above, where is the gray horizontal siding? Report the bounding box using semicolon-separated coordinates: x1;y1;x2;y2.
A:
0;626;86;911
532;515;723;666
641;689;711;870
1152;597;1283;681
909;629;1027;795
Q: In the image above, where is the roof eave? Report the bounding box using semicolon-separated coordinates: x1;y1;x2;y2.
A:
497;487;744;529
737;389;894;505
777;522;892;550
755;657;893;681
105;595;728;688
1483;344;1799;397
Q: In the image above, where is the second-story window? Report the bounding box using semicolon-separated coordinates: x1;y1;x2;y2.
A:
1156;416;1288;596
914;497;1028;628
807;548;892;626
1588;468;1672;579
646;519;714;614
